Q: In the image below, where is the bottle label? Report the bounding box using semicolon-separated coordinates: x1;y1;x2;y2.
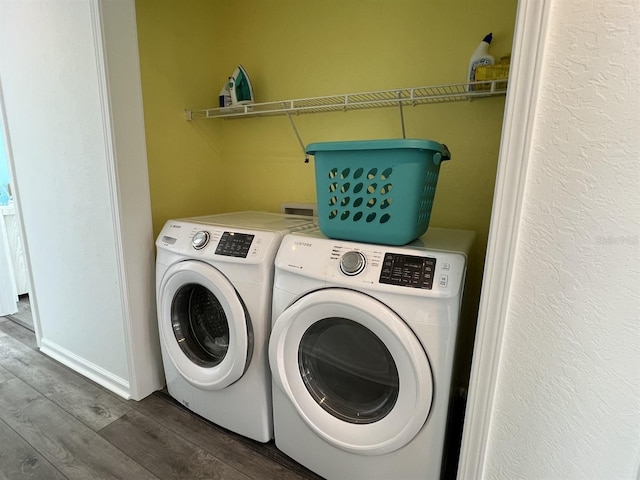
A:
469;58;494;91
470;58;493;81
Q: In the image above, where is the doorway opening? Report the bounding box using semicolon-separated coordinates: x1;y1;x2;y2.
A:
0;101;32;330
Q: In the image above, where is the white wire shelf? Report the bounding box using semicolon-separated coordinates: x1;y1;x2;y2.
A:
184;80;508;120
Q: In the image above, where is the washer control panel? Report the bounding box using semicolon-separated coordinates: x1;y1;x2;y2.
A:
156;220;278;262
214;231;255;258
190;230;255;257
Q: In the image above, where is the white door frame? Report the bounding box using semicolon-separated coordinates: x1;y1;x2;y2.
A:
456;0;550;478
0;80;25;319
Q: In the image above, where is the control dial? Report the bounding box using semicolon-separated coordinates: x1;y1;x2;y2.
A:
340;251;366;276
192;231;210;250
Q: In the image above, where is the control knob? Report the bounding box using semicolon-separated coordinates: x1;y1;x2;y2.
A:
192;231;210;250
340;251;366;276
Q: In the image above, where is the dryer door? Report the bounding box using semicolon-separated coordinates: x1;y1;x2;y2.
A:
158;260;252;390
269;288;433;455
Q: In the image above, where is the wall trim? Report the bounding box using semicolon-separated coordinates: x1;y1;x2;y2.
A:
39;337;131;399
456;1;551;478
89;0;136;392
89;0;165;400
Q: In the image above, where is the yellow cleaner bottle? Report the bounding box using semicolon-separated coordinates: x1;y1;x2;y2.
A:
467;33;494;91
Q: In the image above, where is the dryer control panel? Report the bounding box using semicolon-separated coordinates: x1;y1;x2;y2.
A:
275;230;470;298
379;253;436;290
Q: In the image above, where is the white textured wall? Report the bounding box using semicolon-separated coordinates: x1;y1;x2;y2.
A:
0;0;164;399
485;1;640;479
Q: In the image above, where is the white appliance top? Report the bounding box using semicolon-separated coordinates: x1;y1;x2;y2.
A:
184;211;316;233
409;227;476;259
156;211;316;264
275;227;475;298
294;227;475;258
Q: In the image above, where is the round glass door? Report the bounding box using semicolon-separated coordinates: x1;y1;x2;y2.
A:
171;283;230;367
298;317;399;424
159;260;252;390
269;288;433;455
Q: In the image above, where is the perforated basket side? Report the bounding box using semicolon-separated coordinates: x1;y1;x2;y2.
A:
314;152;441;244
417;169;441;226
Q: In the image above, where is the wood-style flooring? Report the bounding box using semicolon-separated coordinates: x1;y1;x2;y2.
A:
0;316;323;480
4;294;33;331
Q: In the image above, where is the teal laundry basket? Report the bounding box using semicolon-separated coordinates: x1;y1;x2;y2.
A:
306;139;451;245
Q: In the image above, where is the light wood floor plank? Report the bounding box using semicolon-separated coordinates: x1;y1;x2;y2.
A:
99;408;252;480
0;336;131;431
0;417;66;479
0;377;159;480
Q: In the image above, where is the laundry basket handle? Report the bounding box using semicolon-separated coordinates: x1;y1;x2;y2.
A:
433;144;451;166
441;144;451;161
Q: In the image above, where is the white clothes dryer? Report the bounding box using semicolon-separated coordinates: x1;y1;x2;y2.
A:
155;211;316;442
269;228;474;479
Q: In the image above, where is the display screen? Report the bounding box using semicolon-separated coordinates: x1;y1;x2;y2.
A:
214;231;255;258
379;253;436;289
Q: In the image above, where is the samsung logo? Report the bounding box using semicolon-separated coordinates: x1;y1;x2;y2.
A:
294;241;313;247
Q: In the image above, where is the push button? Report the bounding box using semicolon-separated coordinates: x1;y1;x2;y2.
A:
439;275;448;288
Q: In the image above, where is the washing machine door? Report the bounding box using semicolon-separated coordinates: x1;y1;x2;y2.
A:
269;288;433;455
158;260;252;390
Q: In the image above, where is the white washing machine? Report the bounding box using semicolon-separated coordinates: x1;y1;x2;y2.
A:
155;211;316;442
269;228;474;479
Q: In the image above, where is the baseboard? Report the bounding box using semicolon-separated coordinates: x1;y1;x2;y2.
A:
39;337;131;399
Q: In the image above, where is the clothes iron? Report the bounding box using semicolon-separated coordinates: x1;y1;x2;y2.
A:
228;65;254;105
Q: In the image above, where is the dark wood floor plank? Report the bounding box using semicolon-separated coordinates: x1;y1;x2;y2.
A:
99;409;251;480
0;316;320;480
0;319;38;349
0;336;131;431
0;377;159;480
0;417;66;480
130;392;321;480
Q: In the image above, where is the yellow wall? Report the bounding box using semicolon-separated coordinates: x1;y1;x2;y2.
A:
135;1;227;230
135;0;518;380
